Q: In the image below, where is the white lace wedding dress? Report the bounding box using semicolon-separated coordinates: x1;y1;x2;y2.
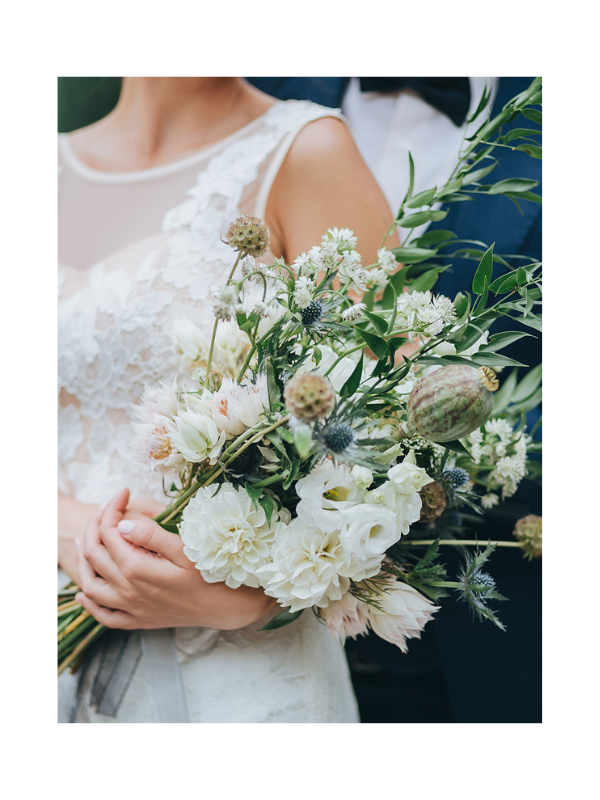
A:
58;100;361;723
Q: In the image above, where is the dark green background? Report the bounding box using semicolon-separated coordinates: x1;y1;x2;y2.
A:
58;78;122;132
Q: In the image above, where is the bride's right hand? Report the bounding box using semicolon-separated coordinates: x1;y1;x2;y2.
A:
57;492;165;586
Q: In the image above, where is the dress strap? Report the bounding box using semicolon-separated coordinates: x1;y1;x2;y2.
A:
254;107;346;221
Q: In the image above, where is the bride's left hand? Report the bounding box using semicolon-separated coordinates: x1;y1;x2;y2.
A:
75;488;276;630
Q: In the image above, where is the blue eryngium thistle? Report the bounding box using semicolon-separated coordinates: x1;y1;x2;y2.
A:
443;467;469;488
301;300;324;326
457;545;506;630
323;422;354;453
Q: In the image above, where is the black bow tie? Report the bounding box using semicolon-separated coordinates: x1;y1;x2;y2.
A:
357;77;471;127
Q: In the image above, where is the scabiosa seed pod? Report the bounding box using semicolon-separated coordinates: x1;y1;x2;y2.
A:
405;365;499;442
301;300;324;326
512;514;542;560
419;480;447;522
284;373;336;423
323;422;354;453
443;467;470;488
224;215;270;257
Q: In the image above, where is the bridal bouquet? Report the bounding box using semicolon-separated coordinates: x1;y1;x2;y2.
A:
58;78;542;674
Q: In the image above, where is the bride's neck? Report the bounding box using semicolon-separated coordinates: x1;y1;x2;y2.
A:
71;77;273;172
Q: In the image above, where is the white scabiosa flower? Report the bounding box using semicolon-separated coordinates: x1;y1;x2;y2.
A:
295;462;367;533
170;403;226;464
365;579;439;652
320;592;369;643
342;302;366;322
256;519;351;612
180;483;286;589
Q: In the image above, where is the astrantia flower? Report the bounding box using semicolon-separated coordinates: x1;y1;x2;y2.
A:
481;492;500;509
293;276;314;309
323;226;358;252
170;404;226;464
377;247;398;274
363;579;439;652
320;592;369;643
342;303;366;322
180;484;286;589
365;267;388;289
210;284;238;321
256;519;351;612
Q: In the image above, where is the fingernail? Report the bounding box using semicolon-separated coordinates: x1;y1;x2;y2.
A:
118;520;135;535
75;537;82;551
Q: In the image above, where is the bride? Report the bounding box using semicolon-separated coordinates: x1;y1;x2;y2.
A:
58;77;398;723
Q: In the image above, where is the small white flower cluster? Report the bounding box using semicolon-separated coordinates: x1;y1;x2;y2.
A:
293;275;315;309
376;247;399;275
395;290;457;339
468;418;531;500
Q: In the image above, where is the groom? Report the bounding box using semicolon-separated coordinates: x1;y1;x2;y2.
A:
248;76;542;724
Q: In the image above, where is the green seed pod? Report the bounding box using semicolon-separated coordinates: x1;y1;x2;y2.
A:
405;365;499;442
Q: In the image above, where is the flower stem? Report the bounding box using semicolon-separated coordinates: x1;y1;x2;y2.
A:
204;251;243;389
408;539;523;548
58;623;106;676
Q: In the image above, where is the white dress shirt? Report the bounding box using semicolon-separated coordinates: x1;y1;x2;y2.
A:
342;77;498;237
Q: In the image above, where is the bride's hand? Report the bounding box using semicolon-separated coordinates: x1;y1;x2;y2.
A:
75;488;276;631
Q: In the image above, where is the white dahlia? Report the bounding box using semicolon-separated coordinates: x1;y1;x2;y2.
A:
180;484;287;589
256;519;351;613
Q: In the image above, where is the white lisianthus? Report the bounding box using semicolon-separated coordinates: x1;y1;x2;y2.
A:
338;503;400;562
365;580;439;652
170;405;226;464
365;452;432;536
296;462;366;533
351;465;374;490
180;484;288;589
320;592;369;643
256;519;351;612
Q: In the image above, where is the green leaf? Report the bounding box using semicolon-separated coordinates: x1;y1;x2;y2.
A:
397;209;448;228
479;330;533;352
259;608;304;631
489;271;520;294
492;368;518;415
409;267;445;293
245;482;264;508
418;354;477;367
340;354;364;399
453;292;470;320
413;229;456;247
381;279;396;310
471;352;527;368
265;357;280;407
398;152;415;211
472;244;494;294
462;160;498;185
511;363;542;403
487;178;539;195
443;439;471;457
390;246;438;263
363;310;388;337
405;187;437;208
357;328;389;360
521;108;542;125
157;520;180;535
503;127;542;143
515;143;542;159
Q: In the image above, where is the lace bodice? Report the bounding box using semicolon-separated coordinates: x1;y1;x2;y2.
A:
58;99;359;723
